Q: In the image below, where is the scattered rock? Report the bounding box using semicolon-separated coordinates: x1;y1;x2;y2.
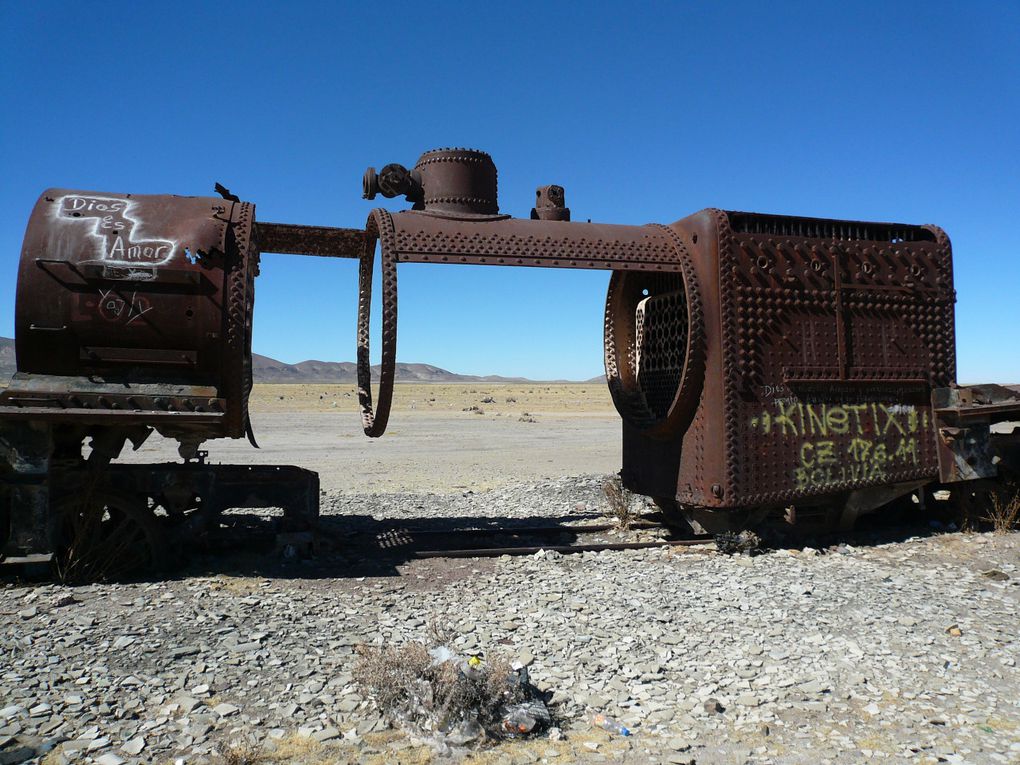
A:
312;726;340;742
0;475;1016;763
121;737;145;755
703;698;725;714
0;746;37;765
980;569;1009;581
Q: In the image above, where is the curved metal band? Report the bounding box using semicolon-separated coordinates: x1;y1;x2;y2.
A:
650;222;705;438
603;223;704;439
357;209;398;437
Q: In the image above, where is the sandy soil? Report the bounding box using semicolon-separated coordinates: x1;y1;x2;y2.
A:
124;384;621;493
247;382;615;415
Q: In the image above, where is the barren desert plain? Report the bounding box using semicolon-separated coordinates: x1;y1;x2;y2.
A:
126;383;621;493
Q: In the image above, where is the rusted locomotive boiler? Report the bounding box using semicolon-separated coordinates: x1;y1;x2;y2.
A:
355;148;1020;533
0;190;321;577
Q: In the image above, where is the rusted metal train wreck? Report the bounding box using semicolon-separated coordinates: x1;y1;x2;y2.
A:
2;148;1018;576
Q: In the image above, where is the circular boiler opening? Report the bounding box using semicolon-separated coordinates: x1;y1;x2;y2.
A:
604;269;700;434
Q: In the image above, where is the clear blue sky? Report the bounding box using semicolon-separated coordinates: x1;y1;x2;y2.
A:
1;2;1017;382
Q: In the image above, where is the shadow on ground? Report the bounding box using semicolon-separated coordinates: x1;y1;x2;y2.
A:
172;503;955;581
1;501;970;586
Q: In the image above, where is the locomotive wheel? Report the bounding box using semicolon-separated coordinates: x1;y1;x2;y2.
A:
55;487;166;583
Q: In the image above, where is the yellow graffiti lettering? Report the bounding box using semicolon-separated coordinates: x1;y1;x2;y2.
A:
799;442;815;468
816;440;836;465
806;405;827;436
748;401;924;490
826;406;849;434
894;437;919;465
872;443;889;466
848;404;869;434
775;402;799;437
880;404;906;435
794;466;809;489
848;438;872;463
799;440;838;467
907;409;919;433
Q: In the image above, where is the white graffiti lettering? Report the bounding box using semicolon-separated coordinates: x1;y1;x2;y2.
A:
55;195;176;267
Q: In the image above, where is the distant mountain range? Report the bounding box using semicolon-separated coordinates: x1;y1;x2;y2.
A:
0;337;601;384
253;353;603;384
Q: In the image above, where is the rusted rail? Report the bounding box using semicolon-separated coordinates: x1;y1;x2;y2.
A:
340;517;711;559
414;537;713;559
369;519;664;541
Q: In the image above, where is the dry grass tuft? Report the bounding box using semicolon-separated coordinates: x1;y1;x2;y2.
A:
215;738;265;765
266;734;326;762
353;630;533;743
602;475;636;529
985;483;1020;534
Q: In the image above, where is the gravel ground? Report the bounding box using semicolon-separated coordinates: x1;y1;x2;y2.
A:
121;412;621;493
2;475;1019;765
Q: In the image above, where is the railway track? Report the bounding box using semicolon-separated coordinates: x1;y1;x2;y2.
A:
341;516;715;559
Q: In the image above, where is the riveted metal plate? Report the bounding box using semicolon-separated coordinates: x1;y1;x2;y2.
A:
717;211;953;506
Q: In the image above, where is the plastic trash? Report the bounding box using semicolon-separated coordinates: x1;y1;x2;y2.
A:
501;700;552;736
358;637;552;747
592;713;631;736
460;654;484;679
444;718;483;745
428;645;455;665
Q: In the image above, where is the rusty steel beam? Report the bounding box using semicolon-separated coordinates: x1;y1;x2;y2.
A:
384;214;685;272
258;222;364;258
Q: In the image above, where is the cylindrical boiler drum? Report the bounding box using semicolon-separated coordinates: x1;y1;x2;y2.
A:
4;189;258;440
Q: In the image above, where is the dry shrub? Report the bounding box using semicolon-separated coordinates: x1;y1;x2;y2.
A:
602;475;635;529
215;739;264;765
985;483;1020;534
353;640;529;741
